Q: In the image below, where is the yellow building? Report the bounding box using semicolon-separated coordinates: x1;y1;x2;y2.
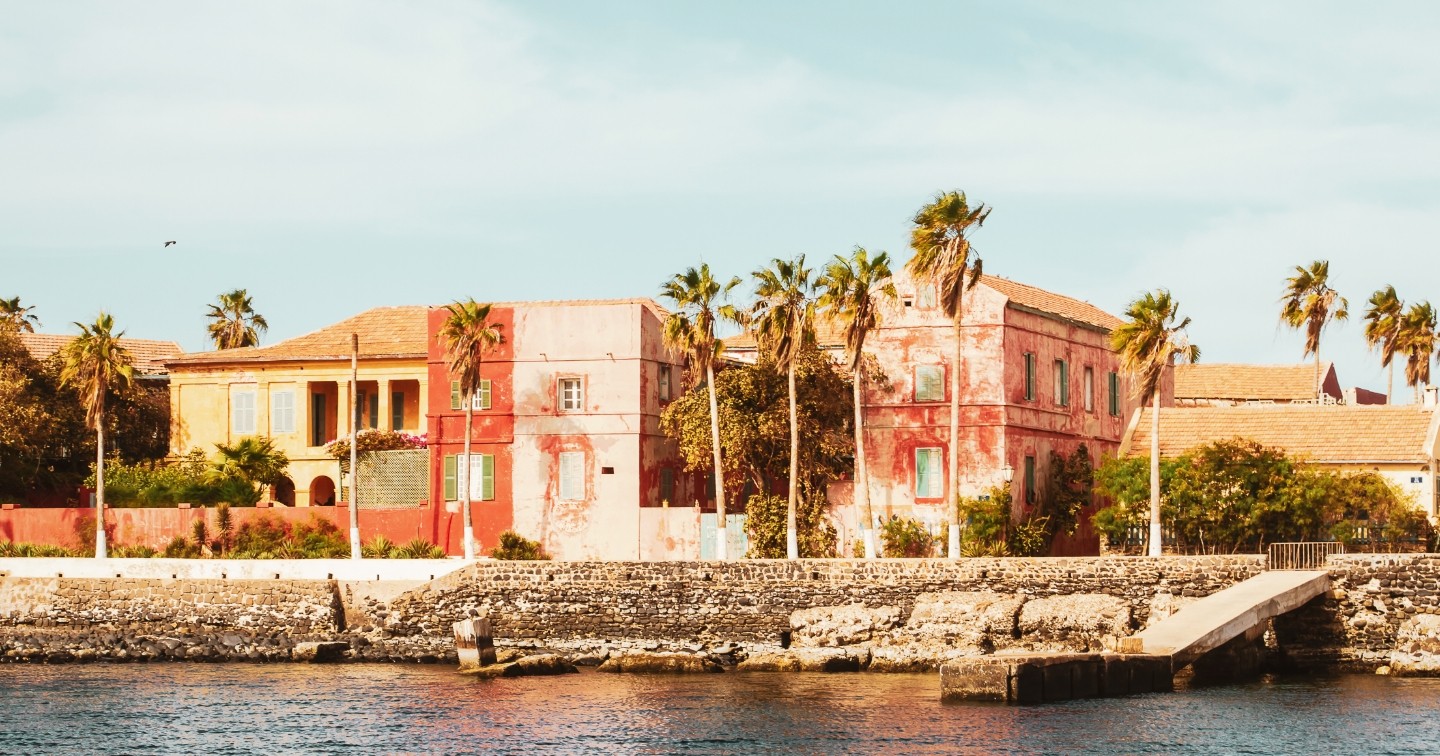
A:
166;306;429;506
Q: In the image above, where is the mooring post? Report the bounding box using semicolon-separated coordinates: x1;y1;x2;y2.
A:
454;617;496;671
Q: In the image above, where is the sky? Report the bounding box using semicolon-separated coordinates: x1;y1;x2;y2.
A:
4;1;1440;399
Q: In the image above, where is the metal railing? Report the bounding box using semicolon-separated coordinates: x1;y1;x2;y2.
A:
1267;541;1344;570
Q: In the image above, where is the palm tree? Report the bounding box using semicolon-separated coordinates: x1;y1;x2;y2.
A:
0;296;39;332
58;312;134;558
1280;261;1349;401
1363;286;1405;404
905;190;990;559
1400;301;1438;403
206;289;269;349
817;247;896;559
437;299;505;560
752;255;817;560
213;436;291;489
1111;290;1199;557
660;264;742;560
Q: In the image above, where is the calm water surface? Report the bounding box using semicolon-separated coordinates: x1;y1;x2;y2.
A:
1;664;1437;755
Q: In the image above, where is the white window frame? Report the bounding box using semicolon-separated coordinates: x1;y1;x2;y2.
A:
472;379;492;411
558;451;584;500
659;365;672;402
232;387;257;435
559;377;583;412
271;389;295;434
1083;367;1095;413
916;447;943;499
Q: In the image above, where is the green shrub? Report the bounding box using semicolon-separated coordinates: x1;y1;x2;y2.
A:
362;535;398;559
490;530;549;560
742;493;838;559
879;516;938;558
291;516;349;558
397;538;446;559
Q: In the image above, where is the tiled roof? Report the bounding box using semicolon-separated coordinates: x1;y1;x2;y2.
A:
1127;405;1438;463
979;275;1124;332
168;306;430;366
723;316;847;352
19;333;182;376
1175;363;1336;402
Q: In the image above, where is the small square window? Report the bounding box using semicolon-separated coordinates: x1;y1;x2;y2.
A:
915;284;936;310
559;378;583;411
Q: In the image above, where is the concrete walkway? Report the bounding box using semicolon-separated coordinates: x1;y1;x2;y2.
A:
1123;569;1330;667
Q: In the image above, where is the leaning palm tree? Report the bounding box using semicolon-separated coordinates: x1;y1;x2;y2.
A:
206;289;269;349
752;255;817;560
1280;261;1349;401
437;299;504;560
660;264;743;560
817;247;896;559
906;190;990;559
1400;301;1438;403
58;312;134;559
1111;290;1199;557
0;296;39;332
1363;286;1405;404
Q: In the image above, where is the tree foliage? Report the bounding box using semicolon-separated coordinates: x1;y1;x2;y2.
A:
743;493;837;558
206;289;268;349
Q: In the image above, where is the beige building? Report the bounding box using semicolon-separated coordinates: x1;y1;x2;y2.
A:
166;306;429;506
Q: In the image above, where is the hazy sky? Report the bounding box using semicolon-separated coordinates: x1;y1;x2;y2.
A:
5;1;1439;398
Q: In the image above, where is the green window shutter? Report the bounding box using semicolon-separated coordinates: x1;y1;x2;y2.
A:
917;448;940;498
368;392;379;429
1024;455;1036;504
1108;372;1120;416
443;455;457;500
1024;354;1035;401
450;381;461;410
1057;360;1069;406
481;454;495;501
391;391;405;430
479;379;492;410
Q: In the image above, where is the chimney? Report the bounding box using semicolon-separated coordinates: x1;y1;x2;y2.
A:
1426;386;1439;408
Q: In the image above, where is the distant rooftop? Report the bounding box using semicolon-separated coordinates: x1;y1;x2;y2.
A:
19;332;182;377
1174;363;1340;403
169;306;430;366
1127;404;1438;464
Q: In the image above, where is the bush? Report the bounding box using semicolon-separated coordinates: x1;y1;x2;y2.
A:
362;535;398;559
490;530;549;560
879;516;938;558
0;540;80;558
326;429;427;461
742;493;838;559
397;538;446;559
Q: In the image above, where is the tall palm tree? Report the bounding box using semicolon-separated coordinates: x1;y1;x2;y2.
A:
752;255;817;560
660;264;742;560
1400;301;1438;403
1279;261;1349;401
1363;285;1405;404
0;296;39;332
58;312;134;559
1111;290;1199;557
206;289;269;349
437;299;504;560
905;190;990;559
817;247;896;559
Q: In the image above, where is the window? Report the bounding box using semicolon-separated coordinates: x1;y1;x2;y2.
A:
559;378;583;411
915;284;936;309
451;379;491;411
1054;360;1069;407
659;365;673;402
450;381;462;410
559;451;584;499
310;394;326;446
1108;371;1120;416
1083;367;1095;413
1024;455;1036;504
391;391;406;430
1024;353;1036;401
916;447;943;499
660;468;675;504
232;388;256;434
446;454;494;501
915;365;945;402
271;390;295;434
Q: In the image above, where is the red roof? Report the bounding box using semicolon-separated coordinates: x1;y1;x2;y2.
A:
978;275;1124;331
1175;363;1338;403
19;333;182;376
168;306;430;366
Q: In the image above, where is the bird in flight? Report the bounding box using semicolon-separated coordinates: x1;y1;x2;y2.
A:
163;240;177;247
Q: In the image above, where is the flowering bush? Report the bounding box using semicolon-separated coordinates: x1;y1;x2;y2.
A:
325;429;427;460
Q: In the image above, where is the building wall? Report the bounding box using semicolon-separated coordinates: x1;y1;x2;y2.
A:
169;358;429;508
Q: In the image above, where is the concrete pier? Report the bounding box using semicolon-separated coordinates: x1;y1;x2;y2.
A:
941;653;1173;704
453;618;496;671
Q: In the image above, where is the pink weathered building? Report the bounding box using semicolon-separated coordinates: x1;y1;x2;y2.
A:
426;299;699;561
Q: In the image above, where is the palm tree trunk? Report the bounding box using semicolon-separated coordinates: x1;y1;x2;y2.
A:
786;362;799;560
1149;391;1162;557
854;362;875;559
348;337;361;559
462;403;475;560
706;363;729;560
94;423;106;559
947;311;962;560
1388;361;1394;405
1314;352;1321;402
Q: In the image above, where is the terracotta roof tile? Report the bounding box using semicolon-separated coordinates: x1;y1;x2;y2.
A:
1128;405;1438;463
168;306;430;366
19;333;182;376
1175;363;1337;402
978;275;1124;331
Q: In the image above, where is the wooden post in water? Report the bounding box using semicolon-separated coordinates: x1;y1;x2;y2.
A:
454;617;496;671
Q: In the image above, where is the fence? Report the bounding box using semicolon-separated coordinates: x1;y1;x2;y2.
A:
1266;541;1344;570
354;449;429;509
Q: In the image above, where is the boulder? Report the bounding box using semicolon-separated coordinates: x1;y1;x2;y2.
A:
790;605;903;648
736;648;868;673
293;641;349;663
464;654;579;678
903;591;1024;646
867;643;983;673
1388;614;1440;675
1014;594;1132;652
596;652;724;674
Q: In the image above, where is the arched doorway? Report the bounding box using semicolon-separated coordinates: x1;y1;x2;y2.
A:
273;476;296;507
309;475;336;507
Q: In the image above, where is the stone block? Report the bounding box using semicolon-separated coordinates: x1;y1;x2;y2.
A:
939;658;1010;702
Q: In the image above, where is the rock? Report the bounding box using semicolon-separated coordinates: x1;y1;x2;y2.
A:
903;591;1025;648
570;655;606;667
791;605;902;648
494;648;528;664
596;652;723;674
293;641;349;663
464;654;579;678
1014;594;1132;652
1387;614;1440;675
736;648;868;673
866;644;982;673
